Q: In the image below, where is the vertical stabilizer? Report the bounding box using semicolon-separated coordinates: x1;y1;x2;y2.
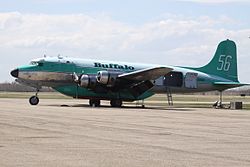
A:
196;39;238;82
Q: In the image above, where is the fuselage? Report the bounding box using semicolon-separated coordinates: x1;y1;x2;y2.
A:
11;56;235;102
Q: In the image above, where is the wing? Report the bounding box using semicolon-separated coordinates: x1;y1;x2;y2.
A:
118;67;173;81
116;67;172;98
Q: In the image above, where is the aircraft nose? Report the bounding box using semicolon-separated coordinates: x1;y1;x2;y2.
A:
10;69;19;78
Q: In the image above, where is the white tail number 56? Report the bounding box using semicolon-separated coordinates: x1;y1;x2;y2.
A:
217;55;232;71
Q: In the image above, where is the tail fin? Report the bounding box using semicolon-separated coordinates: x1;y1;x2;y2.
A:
196;39;239;82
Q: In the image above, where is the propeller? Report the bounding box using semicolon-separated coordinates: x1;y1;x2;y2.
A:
73;72;79;84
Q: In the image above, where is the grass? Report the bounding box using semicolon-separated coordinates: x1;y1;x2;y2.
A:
146;94;250;109
0;92;249;110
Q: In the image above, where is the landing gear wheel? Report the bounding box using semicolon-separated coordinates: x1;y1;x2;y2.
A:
89;99;101;107
110;99;122;107
29;96;39;105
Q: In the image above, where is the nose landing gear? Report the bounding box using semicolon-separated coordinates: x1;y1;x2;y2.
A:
29;89;40;105
29;96;39;105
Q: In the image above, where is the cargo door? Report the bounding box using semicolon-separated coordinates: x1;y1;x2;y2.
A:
184;72;198;89
163;72;183;87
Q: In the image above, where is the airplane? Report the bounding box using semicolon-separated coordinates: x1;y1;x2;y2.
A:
10;39;247;107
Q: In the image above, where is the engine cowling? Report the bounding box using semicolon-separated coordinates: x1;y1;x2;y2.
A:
96;71;121;87
79;74;97;89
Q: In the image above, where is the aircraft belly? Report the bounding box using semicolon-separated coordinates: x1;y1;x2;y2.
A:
53;85;154;101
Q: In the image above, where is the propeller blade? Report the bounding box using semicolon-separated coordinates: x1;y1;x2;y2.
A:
72;72;79;83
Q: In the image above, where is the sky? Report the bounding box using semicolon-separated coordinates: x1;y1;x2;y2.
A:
0;0;250;83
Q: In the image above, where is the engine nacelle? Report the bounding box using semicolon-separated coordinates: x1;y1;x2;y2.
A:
96;71;121;87
79;74;97;89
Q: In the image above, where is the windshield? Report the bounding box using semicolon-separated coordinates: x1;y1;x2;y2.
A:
30;61;43;66
30;61;38;65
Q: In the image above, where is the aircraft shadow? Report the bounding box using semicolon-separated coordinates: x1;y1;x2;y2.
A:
44;103;194;111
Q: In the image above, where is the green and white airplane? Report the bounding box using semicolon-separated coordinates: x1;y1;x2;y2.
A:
10;39;247;107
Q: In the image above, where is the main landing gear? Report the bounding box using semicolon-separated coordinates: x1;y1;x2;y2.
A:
110;99;123;107
88;99;123;107
29;89;40;105
89;99;101;107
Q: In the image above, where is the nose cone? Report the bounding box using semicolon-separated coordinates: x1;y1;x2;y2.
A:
10;69;19;78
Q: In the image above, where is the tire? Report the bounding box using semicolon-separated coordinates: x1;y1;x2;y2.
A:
89;99;101;107
29;96;39;105
110;99;122;107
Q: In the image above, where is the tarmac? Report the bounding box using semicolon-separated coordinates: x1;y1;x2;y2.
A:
0;98;250;167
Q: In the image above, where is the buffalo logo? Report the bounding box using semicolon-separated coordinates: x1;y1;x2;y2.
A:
94;62;134;70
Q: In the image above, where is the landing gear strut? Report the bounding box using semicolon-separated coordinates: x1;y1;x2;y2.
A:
29;89;40;105
89;99;101;107
213;91;223;108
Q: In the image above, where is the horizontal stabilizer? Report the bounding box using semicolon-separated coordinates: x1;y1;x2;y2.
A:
213;82;248;87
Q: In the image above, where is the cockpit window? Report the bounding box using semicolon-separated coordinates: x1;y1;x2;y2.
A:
30;61;44;66
30;61;38;65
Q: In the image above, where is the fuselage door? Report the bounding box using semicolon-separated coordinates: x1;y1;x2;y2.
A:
163;72;183;87
184;72;198;89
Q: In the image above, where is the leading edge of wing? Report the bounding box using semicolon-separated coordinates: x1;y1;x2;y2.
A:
118;67;173;81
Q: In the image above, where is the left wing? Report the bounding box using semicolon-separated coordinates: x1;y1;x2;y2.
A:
118;67;173;81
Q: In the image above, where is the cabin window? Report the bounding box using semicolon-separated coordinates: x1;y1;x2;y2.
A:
164;72;183;87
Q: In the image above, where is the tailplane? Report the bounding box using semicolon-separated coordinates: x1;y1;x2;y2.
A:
195;39;239;82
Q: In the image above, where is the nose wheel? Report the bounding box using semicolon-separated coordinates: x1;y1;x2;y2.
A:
29;96;39;105
29;89;40;105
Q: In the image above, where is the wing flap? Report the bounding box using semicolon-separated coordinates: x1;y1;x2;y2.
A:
118;67;173;81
